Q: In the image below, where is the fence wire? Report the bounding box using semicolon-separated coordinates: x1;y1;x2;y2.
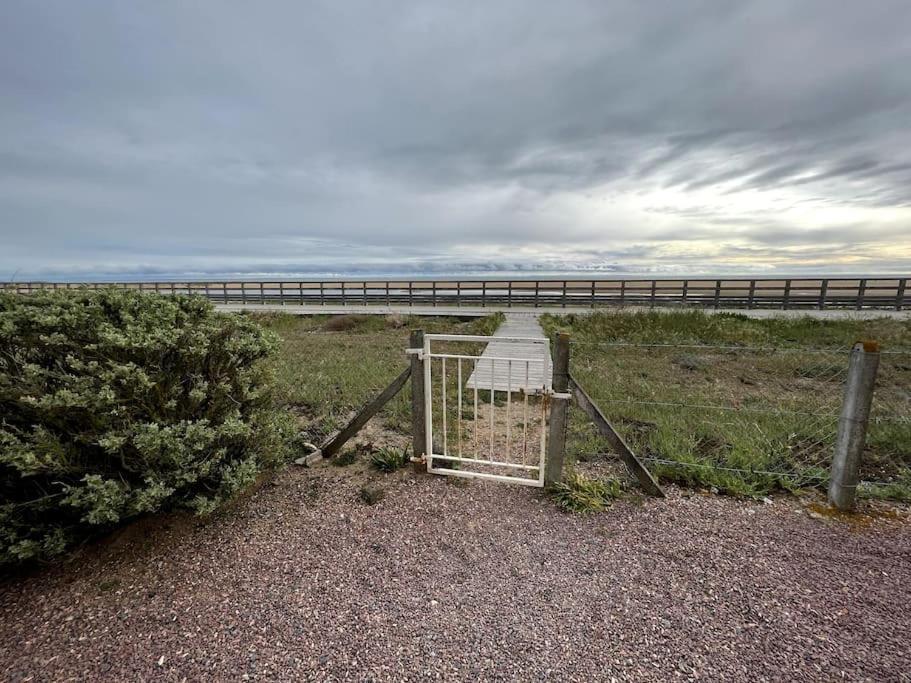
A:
565;341;911;497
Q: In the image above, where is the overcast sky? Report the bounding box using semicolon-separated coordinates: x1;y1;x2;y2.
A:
2;1;910;279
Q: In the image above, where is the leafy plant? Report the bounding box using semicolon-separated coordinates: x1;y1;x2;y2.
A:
0;289;295;566
370;446;410;472
370;446;408;472
550;471;622;513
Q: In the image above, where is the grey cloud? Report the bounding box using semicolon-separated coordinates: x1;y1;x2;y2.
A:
1;0;910;278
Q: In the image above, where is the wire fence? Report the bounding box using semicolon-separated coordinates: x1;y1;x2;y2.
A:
566;341;911;499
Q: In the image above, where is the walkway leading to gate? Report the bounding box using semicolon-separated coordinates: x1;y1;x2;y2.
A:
465;314;551;393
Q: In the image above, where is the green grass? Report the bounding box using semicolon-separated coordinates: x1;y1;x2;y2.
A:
254;312;505;443
371;446;410;472
544;310;911;498
550;471;622;513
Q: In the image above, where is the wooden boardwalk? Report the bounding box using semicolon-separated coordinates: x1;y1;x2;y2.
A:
465;314;551;393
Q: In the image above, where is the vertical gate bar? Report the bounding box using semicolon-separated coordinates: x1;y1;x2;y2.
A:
474;360;479;455
523;362;530;462
489;358;495;460
457;360;463;459
424;335;433;468
441;357;447;457
506;360;512;459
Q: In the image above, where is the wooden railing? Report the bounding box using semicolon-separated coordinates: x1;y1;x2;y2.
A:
2;277;908;310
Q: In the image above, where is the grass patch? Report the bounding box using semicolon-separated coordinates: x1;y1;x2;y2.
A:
545;310;911;499
370;446;410;472
551;471;622;513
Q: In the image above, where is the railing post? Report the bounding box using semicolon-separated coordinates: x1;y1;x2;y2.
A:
534;281;540;308
508;281;512;308
856;279;867;310
650;280;656;307
410;329;427;474
545;333;570;486
481;281;486;307
713;279;721;310
747;280;756;309
819;279;828;310
783;279;792;310
828;341;880;510
897;278;907;311
561;280;567;308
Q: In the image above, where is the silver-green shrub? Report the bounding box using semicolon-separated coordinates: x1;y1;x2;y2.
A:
0;289;294;565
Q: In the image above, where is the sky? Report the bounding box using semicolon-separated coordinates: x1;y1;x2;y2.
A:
2;1;911;280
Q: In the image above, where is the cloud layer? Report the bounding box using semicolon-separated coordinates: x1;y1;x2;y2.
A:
2;1;910;279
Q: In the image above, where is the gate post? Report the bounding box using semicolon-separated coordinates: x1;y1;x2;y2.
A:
409;329;427;473
545;333;570;486
828;341;880;510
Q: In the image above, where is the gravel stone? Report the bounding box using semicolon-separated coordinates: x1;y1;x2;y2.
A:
1;467;910;681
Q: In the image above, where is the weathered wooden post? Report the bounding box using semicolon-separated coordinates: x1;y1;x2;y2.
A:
410;329;427;473
545;333;570;486
828;341;880;510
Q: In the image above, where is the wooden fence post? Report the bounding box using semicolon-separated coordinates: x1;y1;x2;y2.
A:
545;333;570;486
410;329;427;473
828;341;880;510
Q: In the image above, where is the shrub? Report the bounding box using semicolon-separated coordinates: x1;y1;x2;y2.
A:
370;446;409;472
550;471;622;513
0;289;295;566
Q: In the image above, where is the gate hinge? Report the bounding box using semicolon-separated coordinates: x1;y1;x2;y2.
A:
405;348;424;359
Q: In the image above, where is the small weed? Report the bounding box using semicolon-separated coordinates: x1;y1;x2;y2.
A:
359;484;385;505
97;578;121;593
550;471;622;513
370;446;410;472
333;448;360;467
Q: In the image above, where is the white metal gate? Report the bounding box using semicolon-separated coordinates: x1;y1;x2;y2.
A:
421;333;553;486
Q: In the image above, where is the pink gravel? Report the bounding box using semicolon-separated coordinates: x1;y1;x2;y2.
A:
2;466;910;681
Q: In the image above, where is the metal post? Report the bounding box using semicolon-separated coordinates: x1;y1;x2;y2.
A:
896;278;906;311
545;333;570;486
410;329;427;473
828;341;880;510
783;279;792;310
819;279;829;310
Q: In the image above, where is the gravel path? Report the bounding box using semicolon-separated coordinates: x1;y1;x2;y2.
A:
2;466;910;682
